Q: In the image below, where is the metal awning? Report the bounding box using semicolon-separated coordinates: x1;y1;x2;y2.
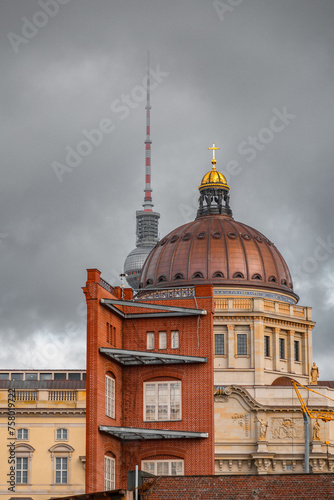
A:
100;425;208;440
100;298;207;319
100;347;207;366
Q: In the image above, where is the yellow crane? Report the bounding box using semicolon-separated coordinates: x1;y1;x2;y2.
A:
291;380;334;473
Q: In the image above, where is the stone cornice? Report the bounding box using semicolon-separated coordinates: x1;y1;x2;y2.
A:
214;314;314;330
0;407;86;416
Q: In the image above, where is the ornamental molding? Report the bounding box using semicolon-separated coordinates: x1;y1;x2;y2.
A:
0;408;86;416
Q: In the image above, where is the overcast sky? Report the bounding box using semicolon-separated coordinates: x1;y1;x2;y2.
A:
1;0;333;378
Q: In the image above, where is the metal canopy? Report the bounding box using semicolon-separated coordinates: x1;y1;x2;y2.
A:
100;347;207;366
100;298;207;319
100;425;208;440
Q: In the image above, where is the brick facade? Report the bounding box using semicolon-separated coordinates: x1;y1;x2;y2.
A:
143;474;334;499
84;269;215;491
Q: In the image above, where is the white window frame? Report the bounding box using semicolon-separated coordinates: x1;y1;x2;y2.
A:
16;456;29;484
55;428;68;441
147;332;154;350
105;375;115;419
144;381;181;421
104;456;115;490
17;428;29;440
55;456;68;484
142;459;184;476
159;331;167;349
171;330;179;349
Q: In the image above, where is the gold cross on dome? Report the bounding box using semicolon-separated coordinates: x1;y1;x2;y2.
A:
208;142;220;166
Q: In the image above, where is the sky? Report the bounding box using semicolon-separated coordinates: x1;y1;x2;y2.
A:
0;0;333;377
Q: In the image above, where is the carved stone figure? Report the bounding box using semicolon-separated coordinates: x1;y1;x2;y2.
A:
310;362;319;385
256;417;268;440
313;420;320;441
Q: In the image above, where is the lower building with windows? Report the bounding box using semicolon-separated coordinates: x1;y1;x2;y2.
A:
0;370;86;499
84;153;334;492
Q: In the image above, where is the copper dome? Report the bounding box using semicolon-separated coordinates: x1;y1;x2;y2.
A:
139;214;297;300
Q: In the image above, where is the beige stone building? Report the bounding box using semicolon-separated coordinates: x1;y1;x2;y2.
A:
213;290;334;474
0;370;86;499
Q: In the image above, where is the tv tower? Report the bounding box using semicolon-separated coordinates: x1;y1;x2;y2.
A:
123;54;160;290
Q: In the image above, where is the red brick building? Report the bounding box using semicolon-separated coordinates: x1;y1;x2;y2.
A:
84;270;215;491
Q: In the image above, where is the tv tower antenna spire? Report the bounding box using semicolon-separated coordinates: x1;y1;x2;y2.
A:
123;52;160;290
143;51;153;211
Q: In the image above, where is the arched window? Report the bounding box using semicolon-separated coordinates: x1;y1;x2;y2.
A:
173;273;184;281
268;276;277;283
192;272;204;279
49;443;74;485
104;454;115;490
252;273;262;280
212;271;224;278
233;272;244;279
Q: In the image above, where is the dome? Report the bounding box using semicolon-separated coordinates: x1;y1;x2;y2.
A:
199;166;230;191
124;246;153;290
139;214;297;301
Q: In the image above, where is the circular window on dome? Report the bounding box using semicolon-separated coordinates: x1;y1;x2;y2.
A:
170;235;179;243
196;232;207;240
192;272;204;279
254;235;263;242
281;279;287;286
252;273;262;280
242;233;251;240
158;275;167;283
212;271;224;278
182;233;192;241
268;276;277;283
233;272;244;279
160;238;168;246
227;232;237;239
212;231;222;239
173;273;184;281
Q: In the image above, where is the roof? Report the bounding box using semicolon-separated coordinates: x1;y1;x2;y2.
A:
50;490;126;500
318;381;334;388
0;380;86;390
139;214;297;301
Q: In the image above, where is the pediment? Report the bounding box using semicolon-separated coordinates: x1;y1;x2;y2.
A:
16;443;35;453
49;443;74;453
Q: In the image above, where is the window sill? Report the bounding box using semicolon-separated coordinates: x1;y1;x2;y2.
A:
215;354;227;358
144;419;182;423
265;356;273;360
234;355;249;358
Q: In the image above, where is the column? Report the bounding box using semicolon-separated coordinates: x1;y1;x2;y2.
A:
254;319;264;385
287;330;295;374
273;328;280;372
227;324;235;368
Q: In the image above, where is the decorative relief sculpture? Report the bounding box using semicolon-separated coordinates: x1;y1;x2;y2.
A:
255;416;268;440
310;362;319;385
313;420;321;440
271;418;303;440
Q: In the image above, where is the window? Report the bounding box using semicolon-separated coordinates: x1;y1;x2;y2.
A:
55;457;67;484
279;338;285;359
144;381;181;421
68;373;81;381
17;428;29;440
11;373;23;380
147;332;154;350
40;373;52;380
54;373;67;380
16;457;28;484
159;331;167;349
171;331;179;349
104;456;115;490
264;336;270;357
56;428;68;440
0;373;9;380
237;334;247;355
142;459;184;476
294;340;300;362
106;375;115;419
25;372;38;380
215;334;225;355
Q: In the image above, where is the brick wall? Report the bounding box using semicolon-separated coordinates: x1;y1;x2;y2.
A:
85;270;216;492
143;474;334;499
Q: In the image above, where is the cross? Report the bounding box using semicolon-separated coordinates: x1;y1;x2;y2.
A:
208;142;220;166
